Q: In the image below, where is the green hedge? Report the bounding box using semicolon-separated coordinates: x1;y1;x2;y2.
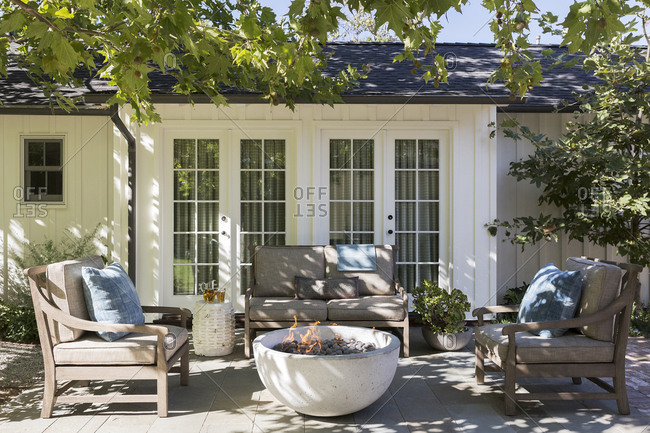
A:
0;302;39;344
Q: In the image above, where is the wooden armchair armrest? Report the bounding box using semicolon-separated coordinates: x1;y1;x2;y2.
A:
395;284;409;308
142;306;192;328
502;285;633;337
472;305;520;326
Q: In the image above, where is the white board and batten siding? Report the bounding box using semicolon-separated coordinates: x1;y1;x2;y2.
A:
0;114;130;303
496;112;649;303
128;103;498;313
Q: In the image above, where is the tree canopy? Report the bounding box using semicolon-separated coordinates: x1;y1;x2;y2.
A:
0;0;648;122
489;36;650;269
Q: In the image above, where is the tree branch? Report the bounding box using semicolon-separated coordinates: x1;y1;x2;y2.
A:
8;0;66;36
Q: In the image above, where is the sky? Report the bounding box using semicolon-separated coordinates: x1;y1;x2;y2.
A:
259;0;571;44
258;0;634;45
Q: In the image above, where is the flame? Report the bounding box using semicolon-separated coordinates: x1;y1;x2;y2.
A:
280;315;323;354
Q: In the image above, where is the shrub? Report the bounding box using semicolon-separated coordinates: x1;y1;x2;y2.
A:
630;303;650;338
412;281;471;334
2;224;105;343
495;283;529;323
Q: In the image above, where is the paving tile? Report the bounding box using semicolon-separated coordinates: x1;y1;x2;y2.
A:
305;414;357;433
445;403;518;433
354;394;410;433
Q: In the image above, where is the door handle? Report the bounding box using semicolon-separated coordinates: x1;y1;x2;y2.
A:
387;230;394;235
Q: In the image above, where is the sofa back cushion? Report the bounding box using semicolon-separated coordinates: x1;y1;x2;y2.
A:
325;245;396;296
252;246;326;297
45;255;105;344
565;257;623;341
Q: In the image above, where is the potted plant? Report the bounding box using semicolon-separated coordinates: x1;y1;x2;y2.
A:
412;281;472;351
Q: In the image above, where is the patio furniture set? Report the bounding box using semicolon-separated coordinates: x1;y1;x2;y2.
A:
24;246;642;419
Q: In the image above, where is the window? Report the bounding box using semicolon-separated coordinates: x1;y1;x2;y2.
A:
24;138;64;202
239;139;286;294
329;139;374;244
173;138;220;295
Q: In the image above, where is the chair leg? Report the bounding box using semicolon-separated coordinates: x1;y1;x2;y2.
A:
475;344;485;385
41;373;56;418
504;366;517;416
244;323;251;358
572;377;582;384
157;371;168;418
614;372;630;415
180;348;189;386
402;324;409;358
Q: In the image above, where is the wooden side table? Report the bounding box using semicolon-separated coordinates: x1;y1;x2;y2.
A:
193;301;235;356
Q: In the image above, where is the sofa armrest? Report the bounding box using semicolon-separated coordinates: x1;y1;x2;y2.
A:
142;306;192;329
472;305;520;326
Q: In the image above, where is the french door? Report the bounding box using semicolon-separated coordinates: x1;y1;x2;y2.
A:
165;131;290;310
323;129;448;292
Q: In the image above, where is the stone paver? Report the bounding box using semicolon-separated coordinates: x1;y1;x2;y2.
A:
0;329;648;433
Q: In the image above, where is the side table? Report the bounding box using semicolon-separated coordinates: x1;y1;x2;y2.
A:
193;301;235;356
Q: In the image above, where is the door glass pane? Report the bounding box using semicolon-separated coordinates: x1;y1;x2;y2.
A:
174;171;195;200
198;139;219;169
264;171;285;200
353;172;374;200
397;233;416;262
173;138;219;295
174;139;195;169
330;139;351;169
241;171;262;200
241;203;262;232
396;139;416;169
418;171;439;200
264;140;286;169
395;172;416;200
353;139;374;169
330;172;351;200
418;234;439;263
174;203;195;232
418;202;439;231
419;140;439;169
396;203;416;232
353;202;373;231
197;171;218;201
264;202;285;232
241;140;262;169
330;202;351;231
241;234;263;263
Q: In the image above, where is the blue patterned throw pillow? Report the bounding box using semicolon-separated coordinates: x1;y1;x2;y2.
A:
517;263;583;338
82;263;145;341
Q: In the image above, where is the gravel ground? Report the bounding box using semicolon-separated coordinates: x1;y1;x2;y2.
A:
0;341;43;407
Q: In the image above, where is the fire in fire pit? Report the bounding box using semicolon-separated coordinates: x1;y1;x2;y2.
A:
273;318;377;355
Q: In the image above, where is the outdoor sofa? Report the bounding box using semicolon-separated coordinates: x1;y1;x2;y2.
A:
244;245;409;358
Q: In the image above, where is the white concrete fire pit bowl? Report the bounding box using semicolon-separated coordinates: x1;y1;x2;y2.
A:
253;325;400;417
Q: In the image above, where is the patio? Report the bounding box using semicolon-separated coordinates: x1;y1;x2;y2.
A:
1;328;648;433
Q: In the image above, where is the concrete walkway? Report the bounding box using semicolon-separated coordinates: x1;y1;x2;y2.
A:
0;330;648;433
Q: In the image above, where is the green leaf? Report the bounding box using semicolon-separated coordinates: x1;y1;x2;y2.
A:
54;8;75;19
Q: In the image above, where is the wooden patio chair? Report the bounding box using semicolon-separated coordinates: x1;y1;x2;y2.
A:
473;257;642;416
25;255;191;418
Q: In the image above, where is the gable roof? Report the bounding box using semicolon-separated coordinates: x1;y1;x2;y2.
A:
0;42;597;113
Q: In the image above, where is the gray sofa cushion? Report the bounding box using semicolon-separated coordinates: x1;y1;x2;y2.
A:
325;245;396;296
475;324;615;365
45;255;105;344
295;277;359;300
565;257;623;341
252;246;326;297
327;296;406;321
248;297;328;321
53;324;187;365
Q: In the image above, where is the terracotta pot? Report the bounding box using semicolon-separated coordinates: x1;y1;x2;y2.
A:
421;326;472;351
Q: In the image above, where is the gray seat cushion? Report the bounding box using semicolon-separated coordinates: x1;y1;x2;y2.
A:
325;245;396;296
565;257;623;341
252;246;326;297
327;296;406;321
248;297;327;321
53;324;188;365
45;255;105;344
475;324;615;365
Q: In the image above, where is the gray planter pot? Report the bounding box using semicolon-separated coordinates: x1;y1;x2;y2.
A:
421;326;473;351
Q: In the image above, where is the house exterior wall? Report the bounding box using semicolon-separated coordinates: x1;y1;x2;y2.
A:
127;103;498;313
496;112;650;303
0;114;129;303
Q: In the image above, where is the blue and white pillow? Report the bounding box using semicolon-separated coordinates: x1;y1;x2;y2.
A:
517;263;583;338
82;263;145;341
